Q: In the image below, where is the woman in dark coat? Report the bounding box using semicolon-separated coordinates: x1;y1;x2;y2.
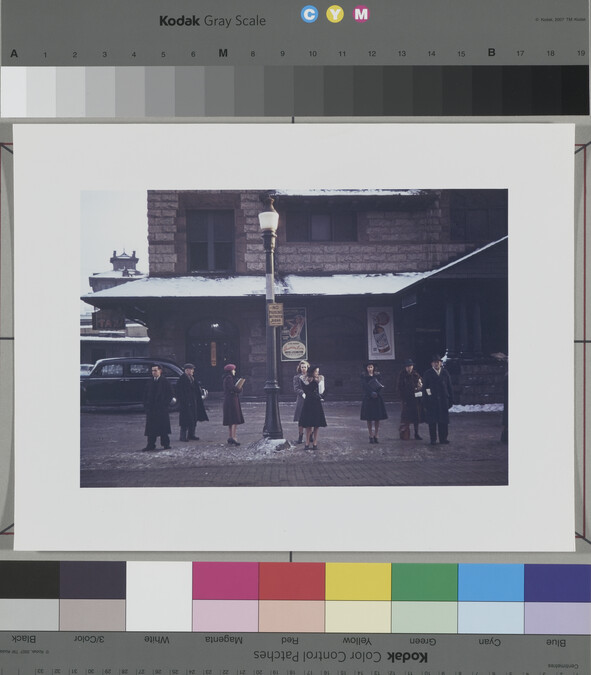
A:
360;362;388;443
422;354;453;445
222;363;244;446
177;363;209;442
396;358;423;440
293;360;310;444
299;365;326;450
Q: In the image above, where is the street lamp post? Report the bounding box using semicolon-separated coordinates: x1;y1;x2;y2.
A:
259;195;284;440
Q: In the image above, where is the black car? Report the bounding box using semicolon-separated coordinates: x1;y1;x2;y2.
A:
80;357;184;409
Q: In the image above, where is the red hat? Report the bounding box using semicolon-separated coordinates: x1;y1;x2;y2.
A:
224;363;237;371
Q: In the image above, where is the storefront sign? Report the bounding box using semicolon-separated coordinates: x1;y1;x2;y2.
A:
367;307;395;360
267;302;284;327
92;308;125;331
280;307;307;361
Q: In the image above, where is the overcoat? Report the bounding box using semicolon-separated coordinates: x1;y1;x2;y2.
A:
422;366;453;424
222;373;245;426
360;374;388;421
396;369;423;424
293;374;306;422
299;378;327;428
143;376;173;437
177;373;209;428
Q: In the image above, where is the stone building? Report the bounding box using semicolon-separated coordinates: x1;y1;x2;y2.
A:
81;250;148;364
81;189;508;403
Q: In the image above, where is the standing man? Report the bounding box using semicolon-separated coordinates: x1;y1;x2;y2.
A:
177;362;209;442
422;354;454;445
142;364;174;451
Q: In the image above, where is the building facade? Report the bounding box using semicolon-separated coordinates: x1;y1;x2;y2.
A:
82;189;508;403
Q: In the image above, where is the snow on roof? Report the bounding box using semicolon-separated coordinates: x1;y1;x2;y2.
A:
81;238;507;302
82;272;426;301
91;270;146;278
274;189;425;197
80;336;150;343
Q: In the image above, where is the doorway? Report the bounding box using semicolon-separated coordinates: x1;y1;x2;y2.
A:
187;319;240;392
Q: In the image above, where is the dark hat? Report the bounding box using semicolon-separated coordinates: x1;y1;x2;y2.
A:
431;354;443;362
224;363;237;371
183;363;195;370
364;361;377;369
403;358;414;366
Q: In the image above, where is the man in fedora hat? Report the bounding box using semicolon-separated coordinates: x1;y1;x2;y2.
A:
422;354;454;445
142;363;174;451
177;363;209;442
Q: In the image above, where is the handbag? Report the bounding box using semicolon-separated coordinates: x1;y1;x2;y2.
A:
399;423;410;440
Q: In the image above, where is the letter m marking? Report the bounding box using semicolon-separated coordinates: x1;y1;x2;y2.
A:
219;48;228;58
354;8;369;20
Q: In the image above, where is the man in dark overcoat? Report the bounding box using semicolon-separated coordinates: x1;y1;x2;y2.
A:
422;354;454;445
142;364;174;451
177;363;209;441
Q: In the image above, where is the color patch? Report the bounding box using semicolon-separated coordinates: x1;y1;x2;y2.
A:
458;564;524;601
325;600;391;633
258;600;325;632
326;563;391;601
193;562;259;600
0;599;59;631
60;561;126;599
392;563;458;601
0;561;60;599
59;599;126;631
458;601;524;634
524;564;591;602
391;601;458;634
192;600;258;632
126;562;192;632
525;602;591;635
259;563;325;600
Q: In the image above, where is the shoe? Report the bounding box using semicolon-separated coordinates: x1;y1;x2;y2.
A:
141;446;156;452
312;444;318;450
440;439;450;444
369;437;375;443
414;433;422;440
297;434;304;444
188;436;199;441
162;445;171;450
373;437;379;443
430;440;437;445
227;438;234;445
304;445;310;450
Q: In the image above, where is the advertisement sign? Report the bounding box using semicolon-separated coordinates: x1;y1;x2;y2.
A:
367;307;395;360
280;307;307;361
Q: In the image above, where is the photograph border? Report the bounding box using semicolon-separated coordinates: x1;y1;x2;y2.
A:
14;123;574;551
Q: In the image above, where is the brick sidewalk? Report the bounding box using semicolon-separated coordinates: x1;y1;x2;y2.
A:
81;400;507;488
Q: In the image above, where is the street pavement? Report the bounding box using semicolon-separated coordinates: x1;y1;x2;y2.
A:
80;400;508;488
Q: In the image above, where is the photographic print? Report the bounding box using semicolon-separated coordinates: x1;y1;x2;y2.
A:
14;123;574;551
79;188;509;490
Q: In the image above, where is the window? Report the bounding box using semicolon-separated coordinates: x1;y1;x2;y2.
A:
187;210;235;273
450;190;508;242
130;363;151;376
100;364;123;377
285;211;357;242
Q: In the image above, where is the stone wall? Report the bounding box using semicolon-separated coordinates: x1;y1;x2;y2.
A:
147;190;487;277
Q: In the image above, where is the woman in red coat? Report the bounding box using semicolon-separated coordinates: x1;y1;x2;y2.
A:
222;363;244;446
